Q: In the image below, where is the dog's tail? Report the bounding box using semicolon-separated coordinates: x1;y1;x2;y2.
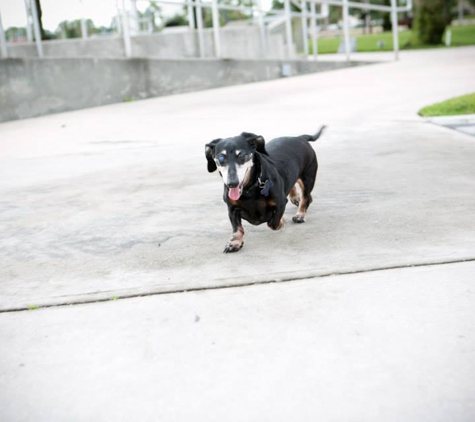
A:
305;125;326;142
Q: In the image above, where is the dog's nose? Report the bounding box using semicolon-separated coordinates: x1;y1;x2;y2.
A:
227;181;239;188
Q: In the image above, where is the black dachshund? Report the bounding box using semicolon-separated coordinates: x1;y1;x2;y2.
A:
205;127;325;252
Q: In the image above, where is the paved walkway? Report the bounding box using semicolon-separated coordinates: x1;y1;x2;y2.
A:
428;113;475;137
1;47;475;421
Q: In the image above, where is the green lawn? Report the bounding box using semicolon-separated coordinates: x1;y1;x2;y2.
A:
443;24;475;46
419;93;475;116
312;24;475;54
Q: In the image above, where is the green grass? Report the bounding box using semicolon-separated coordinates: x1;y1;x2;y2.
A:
355;30;413;52
443;24;475;46
313;37;340;54
419;93;475;117
312;24;475;54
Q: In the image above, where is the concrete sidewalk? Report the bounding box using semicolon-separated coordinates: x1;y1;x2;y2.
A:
427;113;475;137
1;47;475;421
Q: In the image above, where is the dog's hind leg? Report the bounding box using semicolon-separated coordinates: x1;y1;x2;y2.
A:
292;163;317;223
289;184;300;206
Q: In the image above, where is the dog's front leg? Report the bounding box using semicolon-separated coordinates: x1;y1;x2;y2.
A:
267;204;285;231
224;207;245;253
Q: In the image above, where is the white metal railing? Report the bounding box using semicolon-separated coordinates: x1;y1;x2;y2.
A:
0;0;413;61
0;9;7;58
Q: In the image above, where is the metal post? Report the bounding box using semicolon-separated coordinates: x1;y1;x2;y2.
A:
256;0;267;58
342;0;350;62
284;0;293;58
30;0;44;57
188;1;196;30
23;0;33;42
130;0;140;34
310;1;318;59
196;0;205;58
0;10;8;58
120;0;132;57
115;15;123;35
211;0;221;57
81;18;88;39
301;0;309;57
390;0;399;60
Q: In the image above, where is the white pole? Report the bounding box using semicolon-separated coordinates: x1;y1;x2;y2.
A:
390;0;399;60
301;0;309;57
30;0;44;57
310;1;318;59
130;0;139;34
211;0;221;57
0;10;8;58
81;18;88;39
79;0;87;39
196;0;205;57
120;0;132;57
23;0;33;42
257;0;267;58
115;15;123;34
284;0;293;58
342;0;350;62
188;1;196;29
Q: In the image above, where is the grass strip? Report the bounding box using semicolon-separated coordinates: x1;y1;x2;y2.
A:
419;93;475;116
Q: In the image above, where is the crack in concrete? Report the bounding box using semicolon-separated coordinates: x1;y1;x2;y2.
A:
1;257;475;314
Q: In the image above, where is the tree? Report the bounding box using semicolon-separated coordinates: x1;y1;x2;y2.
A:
414;0;454;45
34;0;47;40
271;0;301;12
139;1;163;32
164;14;188;28
55;19;98;39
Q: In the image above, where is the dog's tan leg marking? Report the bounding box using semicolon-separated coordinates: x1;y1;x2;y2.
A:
293;179;307;223
224;226;245;253
289;185;300;206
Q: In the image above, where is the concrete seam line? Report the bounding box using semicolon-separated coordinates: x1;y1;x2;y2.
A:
2;257;475;314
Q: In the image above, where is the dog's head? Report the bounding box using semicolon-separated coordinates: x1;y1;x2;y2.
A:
205;132;266;200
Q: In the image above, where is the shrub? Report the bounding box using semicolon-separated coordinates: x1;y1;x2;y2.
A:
414;0;453;45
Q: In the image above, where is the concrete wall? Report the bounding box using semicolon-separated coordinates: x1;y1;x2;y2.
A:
0;57;364;122
6;37;125;59
6;28;289;60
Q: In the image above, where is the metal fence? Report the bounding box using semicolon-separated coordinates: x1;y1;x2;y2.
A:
0;0;413;61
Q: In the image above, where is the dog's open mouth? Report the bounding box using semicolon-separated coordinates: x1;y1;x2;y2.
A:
228;186;243;201
227;165;252;200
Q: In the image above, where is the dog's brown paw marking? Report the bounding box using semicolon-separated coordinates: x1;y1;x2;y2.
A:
292;215;306;223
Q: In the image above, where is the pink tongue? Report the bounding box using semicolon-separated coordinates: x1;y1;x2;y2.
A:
228;187;241;200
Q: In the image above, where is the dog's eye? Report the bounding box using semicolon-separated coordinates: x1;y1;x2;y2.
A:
217;155;226;164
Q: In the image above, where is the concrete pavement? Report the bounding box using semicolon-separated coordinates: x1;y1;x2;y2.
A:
1;261;474;421
427;113;475;137
1;46;475;420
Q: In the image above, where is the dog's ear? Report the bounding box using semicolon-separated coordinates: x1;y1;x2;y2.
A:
241;132;267;155
205;138;221;173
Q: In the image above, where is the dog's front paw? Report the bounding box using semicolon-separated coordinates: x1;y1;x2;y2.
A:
292;214;306;223
224;240;244;253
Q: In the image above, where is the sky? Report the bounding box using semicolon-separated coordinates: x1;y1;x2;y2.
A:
1;0;273;31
